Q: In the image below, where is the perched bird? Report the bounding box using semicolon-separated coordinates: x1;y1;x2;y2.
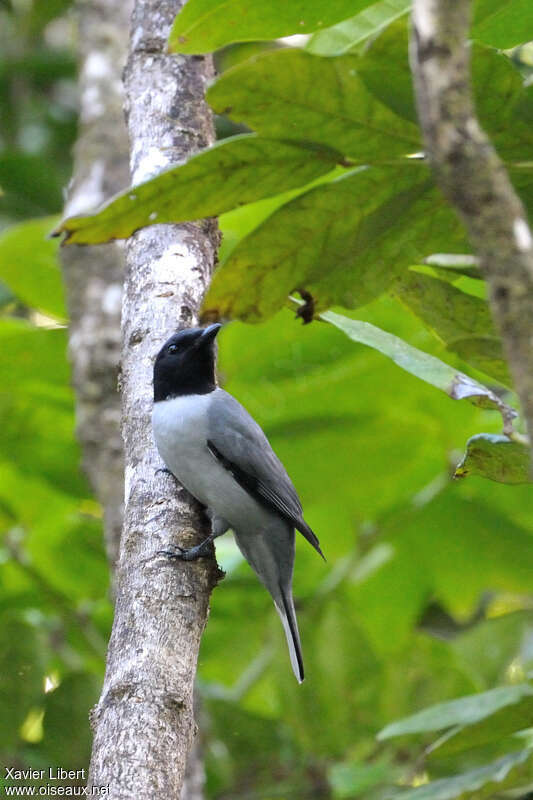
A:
152;324;324;683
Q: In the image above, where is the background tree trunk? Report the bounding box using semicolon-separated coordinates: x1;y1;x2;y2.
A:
410;0;533;444
60;0;132;571
87;1;220;797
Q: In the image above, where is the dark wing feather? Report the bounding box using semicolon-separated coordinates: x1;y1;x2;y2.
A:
206;391;325;560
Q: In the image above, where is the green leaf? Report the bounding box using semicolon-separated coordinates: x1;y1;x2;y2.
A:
307;0;411;56
398;273;493;342
0;319;70;389
0;217;65;318
320;310;515;423
471;46;533;163
357;17;418;124
206;49;421;161
455;433;531;484
395;270;512;386
203;164;469;322
353;488;533;655
397;273;511;387
357;20;532;163
55;136;343;246
168;0;377;54
473;0;533;48
378;683;533;739
452;611;533;689
431;694;533;758
393;750;533;800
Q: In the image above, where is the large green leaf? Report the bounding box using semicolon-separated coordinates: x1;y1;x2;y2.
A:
397;272;511;387
307;0;411;56
452;611;533;688
431;694;533;758
352;489;533;654
394;750;533;800
168;0;376;54
203;165;469;323
378;683;533;739
321;310;515;424
455;433;531;484
0;216;65;318
0;319;70;389
206;49;421;161
358;20;532;162
357;17;418;125
305;0;533;61
55;136;343;246
473;0;533;48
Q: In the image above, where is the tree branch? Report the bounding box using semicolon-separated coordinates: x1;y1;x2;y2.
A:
410;0;533;442
87;1;220;796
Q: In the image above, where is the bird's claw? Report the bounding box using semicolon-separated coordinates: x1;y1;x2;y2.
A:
157;546;185;560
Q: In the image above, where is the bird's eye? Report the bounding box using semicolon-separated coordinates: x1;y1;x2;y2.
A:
167;344;178;354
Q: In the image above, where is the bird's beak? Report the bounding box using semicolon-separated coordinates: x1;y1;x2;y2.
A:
200;323;222;344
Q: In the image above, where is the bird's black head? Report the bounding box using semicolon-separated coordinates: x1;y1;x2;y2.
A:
153;324;222;401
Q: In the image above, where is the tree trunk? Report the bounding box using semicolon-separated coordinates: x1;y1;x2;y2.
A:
87;1;220;797
410;0;533;444
60;0;132;571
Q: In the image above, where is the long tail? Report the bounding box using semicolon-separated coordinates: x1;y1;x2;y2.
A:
275;582;304;683
232;526;304;682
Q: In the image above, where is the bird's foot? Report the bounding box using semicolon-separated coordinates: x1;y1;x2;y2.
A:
155;467;174;477
157;536;215;562
157;544;186;560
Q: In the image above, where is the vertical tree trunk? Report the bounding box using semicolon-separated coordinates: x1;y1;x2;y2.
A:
410;0;533;443
87;1;220;796
60;0;132;570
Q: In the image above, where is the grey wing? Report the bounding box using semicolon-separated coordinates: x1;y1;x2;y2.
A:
207;390;324;559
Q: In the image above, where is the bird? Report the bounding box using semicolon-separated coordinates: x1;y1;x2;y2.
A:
152;323;324;683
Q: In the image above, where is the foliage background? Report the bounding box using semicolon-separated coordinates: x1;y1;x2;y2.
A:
0;0;532;798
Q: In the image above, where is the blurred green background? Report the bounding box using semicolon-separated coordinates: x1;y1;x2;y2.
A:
1;1;532;798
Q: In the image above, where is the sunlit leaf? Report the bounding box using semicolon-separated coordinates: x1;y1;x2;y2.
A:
55;136;343;245
307;0;411;56
168;0;376;54
0;217;65;318
321;310;515;424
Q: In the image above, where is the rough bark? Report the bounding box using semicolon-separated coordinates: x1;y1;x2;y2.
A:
60;0;132;570
410;0;533;444
87;1;220;797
